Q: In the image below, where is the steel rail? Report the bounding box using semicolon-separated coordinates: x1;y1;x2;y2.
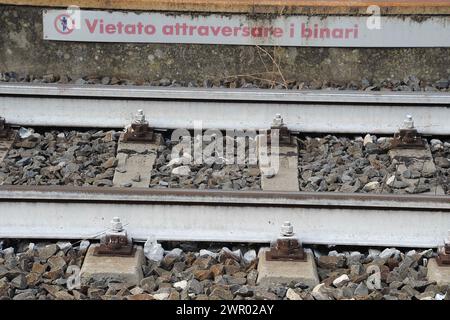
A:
3;83;450;104
1;83;450;134
0;185;449;247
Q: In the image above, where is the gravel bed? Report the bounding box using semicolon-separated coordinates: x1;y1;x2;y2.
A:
149;135;261;190
0;129;119;187
1;128;448;194
431;138;450;194
2;72;450;92
0;240;448;300
298;134;445;194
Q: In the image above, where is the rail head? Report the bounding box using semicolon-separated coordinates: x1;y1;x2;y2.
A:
2;83;450;105
0;185;449;210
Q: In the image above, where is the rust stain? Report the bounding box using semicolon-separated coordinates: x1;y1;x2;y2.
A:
1;0;450;14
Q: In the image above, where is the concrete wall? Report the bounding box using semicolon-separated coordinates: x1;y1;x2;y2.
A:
1;5;450;85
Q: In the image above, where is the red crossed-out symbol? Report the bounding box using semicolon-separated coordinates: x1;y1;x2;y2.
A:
54;14;76;35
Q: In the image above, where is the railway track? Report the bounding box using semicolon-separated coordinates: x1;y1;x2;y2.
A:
0;186;449;247
0;83;449;248
0;0;450;302
1;1;450;303
1;83;450;134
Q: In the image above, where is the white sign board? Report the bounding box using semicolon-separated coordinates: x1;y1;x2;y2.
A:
43;9;450;47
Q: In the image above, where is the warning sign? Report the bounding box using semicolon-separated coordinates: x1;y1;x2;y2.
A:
43;9;450;47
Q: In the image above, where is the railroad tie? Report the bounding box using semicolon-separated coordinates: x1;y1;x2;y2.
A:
112;133;161;188
111;110;161;188
259;139;300;192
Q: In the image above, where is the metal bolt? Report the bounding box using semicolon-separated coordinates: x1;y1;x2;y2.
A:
111;217;123;232
272;113;284;127
134;109;147;125
403;114;414;129
280;221;294;237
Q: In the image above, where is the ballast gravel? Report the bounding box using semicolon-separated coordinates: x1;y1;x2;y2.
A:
0;240;448;300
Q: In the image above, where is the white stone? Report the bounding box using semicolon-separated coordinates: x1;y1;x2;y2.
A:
168;153;192;166
366;271;382;290
430;139;443;146
172;165;191;176
199;249;218;259
386;175;396;186
435;293;446;300
368;249;381;259
167;158;183;166
328;250;345;258
286;288;302;300
363;133;373;146
2;247;14;255
406;250;417;257
56;241;72;252
363;181;379;191
79;240;90;253
380;248;400;260
166;248;183;257
174;280;188;290
312;283;324;293
144;237;164;262
221;247;242;261
243;250;257;264
18;127;34;139
332;274;350;287
153;292;169;300
420;249;434;258
363;134;373;146
130;287;144;295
